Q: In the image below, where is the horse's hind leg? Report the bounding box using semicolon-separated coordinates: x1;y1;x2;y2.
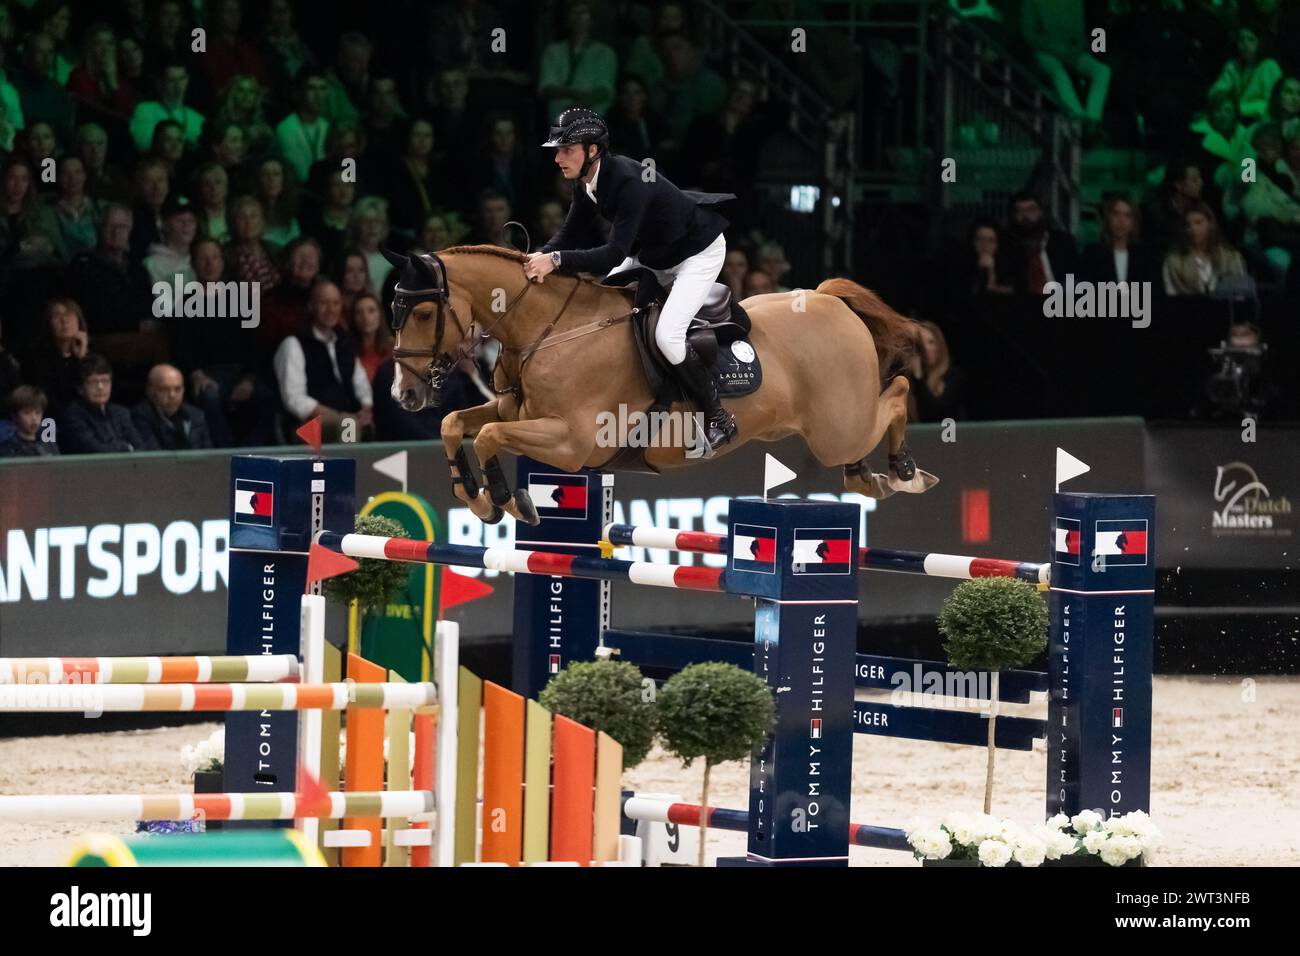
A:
882;375;938;494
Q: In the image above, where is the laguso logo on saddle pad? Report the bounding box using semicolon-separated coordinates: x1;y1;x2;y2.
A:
525;473;589;519
730;524;776;573
791;528;853;575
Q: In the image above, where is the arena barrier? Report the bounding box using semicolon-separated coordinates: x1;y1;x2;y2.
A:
230;454;1155;867
68;830;326;867
0;655;301;685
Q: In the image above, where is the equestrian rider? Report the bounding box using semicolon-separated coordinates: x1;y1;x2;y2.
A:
523;107;738;457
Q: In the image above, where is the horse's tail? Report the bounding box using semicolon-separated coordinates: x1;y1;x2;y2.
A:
815;278;920;382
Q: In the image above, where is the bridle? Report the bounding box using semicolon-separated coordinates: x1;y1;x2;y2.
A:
389;251;584;402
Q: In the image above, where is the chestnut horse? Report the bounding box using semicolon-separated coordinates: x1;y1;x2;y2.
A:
383;246;936;525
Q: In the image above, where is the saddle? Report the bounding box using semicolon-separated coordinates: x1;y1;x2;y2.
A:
601;268;763;399
598;268;763;473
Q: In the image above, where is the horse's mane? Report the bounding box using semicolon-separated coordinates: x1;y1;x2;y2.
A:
438;244;623;292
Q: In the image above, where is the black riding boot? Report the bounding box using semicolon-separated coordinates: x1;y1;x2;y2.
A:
674;344;737;458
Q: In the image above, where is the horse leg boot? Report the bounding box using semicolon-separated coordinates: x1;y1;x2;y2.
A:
881;375;939;494
441;401;506;523
673;344;736;459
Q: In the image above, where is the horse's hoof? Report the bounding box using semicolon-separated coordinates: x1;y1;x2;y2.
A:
888;450;917;482
888;469;939;494
483;504;505;524
860;472;898;499
511;489;540;526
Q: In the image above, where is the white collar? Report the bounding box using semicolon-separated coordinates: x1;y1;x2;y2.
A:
584;160;600;201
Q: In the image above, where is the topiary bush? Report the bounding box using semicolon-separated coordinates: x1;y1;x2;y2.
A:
320;513;412;615
538;660;657;768
937;577;1048;672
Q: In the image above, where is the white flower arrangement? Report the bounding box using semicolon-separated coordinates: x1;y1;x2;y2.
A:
181;728;225;776
906;809;1159;866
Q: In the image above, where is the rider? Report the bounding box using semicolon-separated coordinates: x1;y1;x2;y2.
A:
524;107;738;456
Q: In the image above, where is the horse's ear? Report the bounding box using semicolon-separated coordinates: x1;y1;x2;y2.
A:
381;247;408;269
410;253;439;285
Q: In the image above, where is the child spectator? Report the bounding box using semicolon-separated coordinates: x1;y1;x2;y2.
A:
0;386;59;457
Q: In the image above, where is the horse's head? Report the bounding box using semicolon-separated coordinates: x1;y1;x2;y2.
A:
383;247;476;411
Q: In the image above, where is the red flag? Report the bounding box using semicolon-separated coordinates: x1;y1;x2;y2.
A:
296;415;322;453
307;542;358;586
439;566;495;613
295;766;332;819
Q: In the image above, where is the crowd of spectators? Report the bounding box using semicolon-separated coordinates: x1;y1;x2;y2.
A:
0;0;799;457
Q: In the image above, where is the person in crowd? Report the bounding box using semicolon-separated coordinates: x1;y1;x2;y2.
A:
176;235;274;447
142;0;189;76
256;158;301;247
384;117;444;236
197;118;254;196
1208;22;1281;121
309;121;364;197
34;0;75;85
70;204;153;343
532;199;564;247
907;320;967;422
130;362;212;450
539;1;617;119
76;122;132;202
469;189;512;246
118;34;147;99
742;269;774;296
0;43;25;154
1240;123;1300;282
0;155;61;267
467;114;532;224
128;156;169;259
260;0;317;106
351;291;393;382
143;194;198;285
362;71;407;158
1079;194;1162;286
606;73;667;161
194;161;230;242
59;353;147;453
1163;201;1248;295
415;213;457;254
721;247;749;299
0;385;59;457
273;278;373;438
680;77;765;193
67;21;137;120
1262;74;1300;140
24;121;61;196
998;190;1078;294
197;0;269;102
756;241;792;292
958;218;1013;299
50;154;103;259
1020;0;1109;128
11;30;77;146
1144;158;1210;254
22;297;87;413
227;195;281;291
322;32;372;128
129;59;205;152
302;168;355;267
1190;91;1252;189
334;247;373;318
216;74;275;161
428;0;504;76
654;32;724;147
625;1;685;93
149;118;187;177
275;68;330;182
259;236;322;352
349;197;395;291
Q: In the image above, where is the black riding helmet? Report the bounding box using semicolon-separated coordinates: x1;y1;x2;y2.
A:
541;107;609;177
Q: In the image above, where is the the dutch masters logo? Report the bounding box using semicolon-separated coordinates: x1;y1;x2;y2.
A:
792;528;853;575
731;524;776;573
233;479;275;527
1212;462;1293;537
526;474;589;520
1053;517;1081;565
1094;520;1148;566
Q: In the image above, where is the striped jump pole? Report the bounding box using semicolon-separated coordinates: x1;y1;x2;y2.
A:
0;791;433;822
0;681;436;713
603;522;1050;584
315;531;726;593
621;795;911;853
0;655;300;685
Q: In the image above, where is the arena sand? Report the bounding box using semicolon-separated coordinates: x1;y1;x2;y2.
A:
1;675;1296;866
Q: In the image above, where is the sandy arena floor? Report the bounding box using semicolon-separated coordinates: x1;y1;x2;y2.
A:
1;675;1297;866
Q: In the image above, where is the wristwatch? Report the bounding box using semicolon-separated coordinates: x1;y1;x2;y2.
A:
550;251;562;269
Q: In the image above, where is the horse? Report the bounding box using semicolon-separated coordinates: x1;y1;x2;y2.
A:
382;245;937;525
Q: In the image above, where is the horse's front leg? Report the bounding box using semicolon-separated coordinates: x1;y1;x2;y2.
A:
441;400;506;523
473;415;594;526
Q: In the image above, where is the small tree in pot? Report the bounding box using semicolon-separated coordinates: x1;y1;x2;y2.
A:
539;659;657;768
